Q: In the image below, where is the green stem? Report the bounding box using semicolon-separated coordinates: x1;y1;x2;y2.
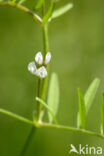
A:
19;80;41;156
20;79;42;156
20;126;36;156
37;78;42;121
1;108;104;140
36;97;58;125
39;123;104;139
37;24;49;121
0;109;34;126
20;23;49;153
41;24;49;99
42;24;49;58
0;2;42;24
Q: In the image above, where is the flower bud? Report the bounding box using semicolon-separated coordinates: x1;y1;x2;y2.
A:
45;52;51;65
35;52;43;65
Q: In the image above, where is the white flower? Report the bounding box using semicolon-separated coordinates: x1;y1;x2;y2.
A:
28;62;37;74
35;51;51;65
36;66;47;78
45;52;51;65
35;52;43;65
28;51;51;78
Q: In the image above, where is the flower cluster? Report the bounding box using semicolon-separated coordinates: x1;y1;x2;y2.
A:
28;52;51;78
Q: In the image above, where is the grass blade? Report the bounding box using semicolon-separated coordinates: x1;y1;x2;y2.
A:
51;3;73;20
47;73;59;123
36;97;58;124
77;78;100;128
78;88;86;129
101;93;104;134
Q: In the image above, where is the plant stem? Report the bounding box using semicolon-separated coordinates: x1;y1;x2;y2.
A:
42;24;49;58
37;14;49;120
41;24;49;99
19;80;41;156
0;109;34;125
39;123;104;139
0;2;42;24
20;126;36;156
20;79;43;156
1;107;104;140
20;5;49;155
20;22;50;153
36;97;58;125
37;78;42;121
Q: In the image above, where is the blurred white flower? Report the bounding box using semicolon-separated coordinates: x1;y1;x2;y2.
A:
36;66;47;78
35;52;43;65
28;62;37;74
45;52;51;65
28;51;51;78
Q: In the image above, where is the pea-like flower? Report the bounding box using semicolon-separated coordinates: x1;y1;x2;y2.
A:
28;52;51;78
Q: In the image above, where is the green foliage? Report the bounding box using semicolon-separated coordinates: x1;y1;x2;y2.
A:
84;78;100;113
36;97;58;124
10;0;16;3
42;1;55;24
77;78;100;128
47;73;59;123
78;88;86;129
0;2;104;155
50;3;73;20
101;93;104;134
35;0;45;10
19;0;26;4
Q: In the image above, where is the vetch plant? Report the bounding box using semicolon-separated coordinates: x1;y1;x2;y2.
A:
0;0;104;155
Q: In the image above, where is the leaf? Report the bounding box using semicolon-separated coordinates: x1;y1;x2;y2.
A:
77;78;100;128
84;78;100;113
36;97;58;124
10;0;16;3
78;88;86;129
43;1;55;24
47;73;60;123
19;0;26;4
101;93;104;134
50;3;73;20
35;0;45;10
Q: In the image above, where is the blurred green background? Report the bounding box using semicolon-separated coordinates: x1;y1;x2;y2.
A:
0;0;104;155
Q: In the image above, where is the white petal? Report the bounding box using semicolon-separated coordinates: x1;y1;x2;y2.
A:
45;52;51;65
35;52;43;65
36;66;47;78
28;62;37;74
